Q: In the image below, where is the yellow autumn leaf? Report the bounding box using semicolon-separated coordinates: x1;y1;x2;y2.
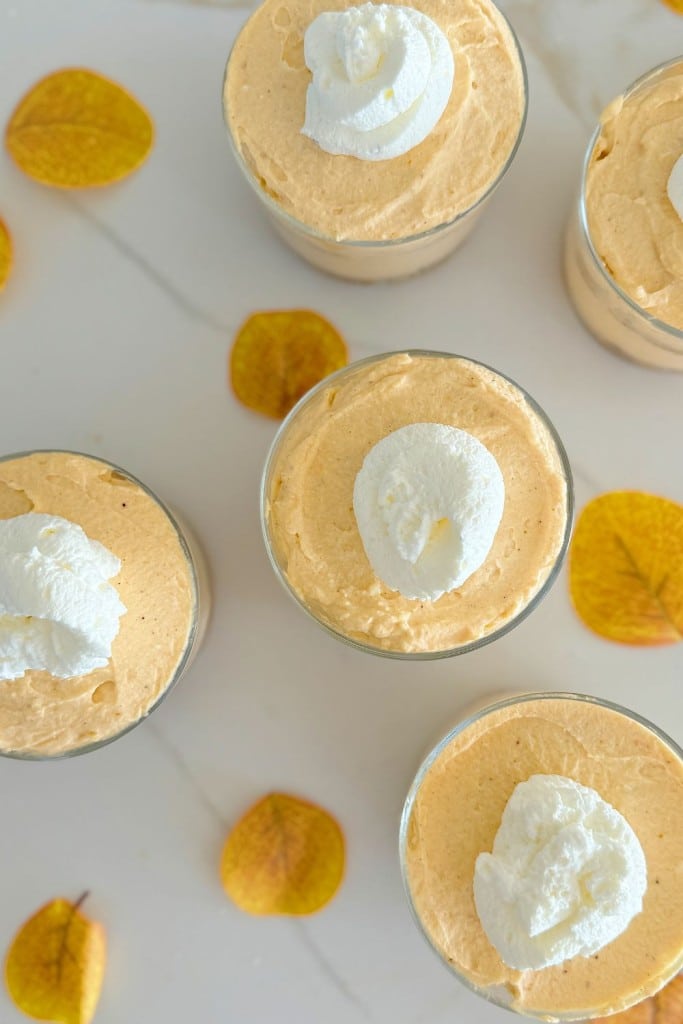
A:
660;0;683;12
0;218;12;292
5;894;106;1024
595;999;654;1024
594;975;683;1024
220;793;345;915
656;975;683;1022
5;68;154;188
230;309;348;419
569;491;683;645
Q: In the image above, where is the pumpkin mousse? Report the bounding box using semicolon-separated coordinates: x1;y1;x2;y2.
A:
402;694;683;1019
225;0;525;240
263;352;570;654
224;0;526;278
564;58;683;369
0;451;200;757
584;60;683;331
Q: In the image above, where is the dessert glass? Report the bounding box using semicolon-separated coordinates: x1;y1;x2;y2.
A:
400;691;683;1020
0;450;211;760
222;6;528;283
261;351;573;659
564;58;683;371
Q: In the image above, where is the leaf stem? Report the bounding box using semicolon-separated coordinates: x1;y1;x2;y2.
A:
74;891;90;912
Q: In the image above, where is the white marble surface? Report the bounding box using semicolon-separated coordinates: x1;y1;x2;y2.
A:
0;1;682;1021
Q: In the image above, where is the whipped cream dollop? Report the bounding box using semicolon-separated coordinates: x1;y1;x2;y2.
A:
0;513;126;681
302;2;454;161
352;423;504;600
667;153;683;223
473;774;648;970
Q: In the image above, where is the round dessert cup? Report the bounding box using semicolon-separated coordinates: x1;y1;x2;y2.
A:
222;7;528;283
564;57;683;371
261;351;574;659
399;691;683;1020
0;450;211;760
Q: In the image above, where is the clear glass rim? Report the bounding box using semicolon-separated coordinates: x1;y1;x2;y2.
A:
577;55;683;352
221;2;529;249
399;690;683;1020
260;351;575;660
0;449;201;761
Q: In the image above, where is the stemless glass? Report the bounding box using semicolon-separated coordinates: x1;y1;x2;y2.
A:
261;351;573;659
564;57;683;370
400;691;683;1020
222;4;528;282
0;450;211;759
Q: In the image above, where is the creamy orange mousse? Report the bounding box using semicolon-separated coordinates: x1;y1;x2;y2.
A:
0;452;196;757
264;353;569;654
225;0;526;242
403;696;683;1019
584;59;683;331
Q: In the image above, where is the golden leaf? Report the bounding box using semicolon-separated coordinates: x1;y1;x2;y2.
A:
6;68;154;188
569;491;683;645
594;999;655;1024
656;975;683;1022
220;793;345;915
594;975;683;1024
660;0;683;12
230;309;348;419
5;893;106;1024
0;218;12;291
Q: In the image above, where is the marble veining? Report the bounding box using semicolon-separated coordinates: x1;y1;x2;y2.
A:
147;720;231;827
500;0;682;127
66;197;233;336
293;921;376;1020
150;716;377;1018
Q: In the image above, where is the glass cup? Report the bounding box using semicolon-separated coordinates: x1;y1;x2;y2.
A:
222;4;528;283
564;58;683;370
261;351;573;659
400;691;683;1020
0;450;211;759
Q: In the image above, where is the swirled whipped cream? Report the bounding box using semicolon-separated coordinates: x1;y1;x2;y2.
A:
667;154;683;223
352;423;504;600
0;513;126;681
302;2;454;161
473;775;648;970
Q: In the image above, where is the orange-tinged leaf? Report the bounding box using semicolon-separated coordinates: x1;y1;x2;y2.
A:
655;975;683;1022
569;491;683;645
220;793;345;915
5;894;106;1024
594;975;683;1024
594;998;655;1024
6;68;153;188
230;309;348;419
0;218;11;291
660;0;683;12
